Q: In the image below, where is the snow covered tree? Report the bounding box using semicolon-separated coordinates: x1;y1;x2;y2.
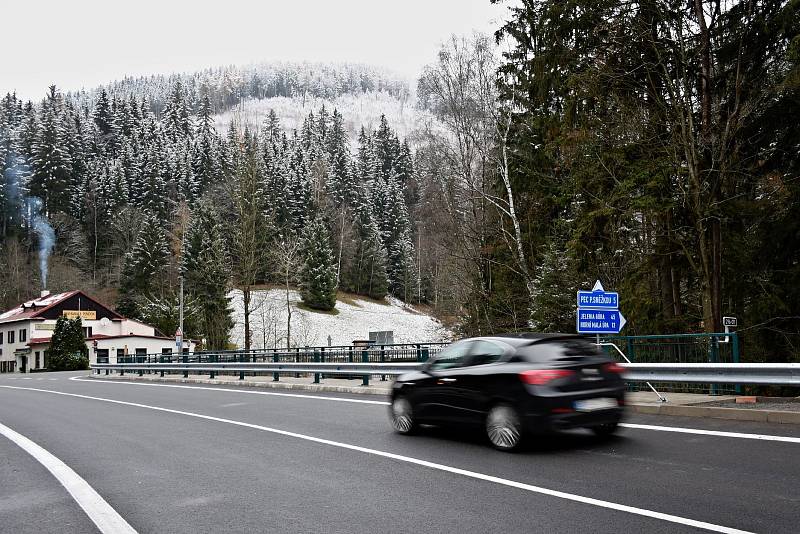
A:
226;136;270;351
182;198;232;350
299;216;338;310
31;86;73;214
116;211;170;319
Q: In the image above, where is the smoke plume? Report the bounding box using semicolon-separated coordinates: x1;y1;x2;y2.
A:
28;197;55;289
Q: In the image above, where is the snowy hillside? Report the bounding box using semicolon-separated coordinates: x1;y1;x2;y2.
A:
228;289;450;349
214;90;442;145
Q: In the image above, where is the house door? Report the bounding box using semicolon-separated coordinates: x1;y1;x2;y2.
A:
19;355;27;373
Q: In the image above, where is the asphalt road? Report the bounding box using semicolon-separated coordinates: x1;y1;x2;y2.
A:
1;371;799;534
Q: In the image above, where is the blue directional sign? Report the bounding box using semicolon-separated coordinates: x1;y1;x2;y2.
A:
576;289;619;310
576;309;626;334
576;280;626;334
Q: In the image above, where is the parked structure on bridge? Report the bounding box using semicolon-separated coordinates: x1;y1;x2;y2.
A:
0;290;195;373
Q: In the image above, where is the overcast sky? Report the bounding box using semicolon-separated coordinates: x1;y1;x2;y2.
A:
2;0;510;101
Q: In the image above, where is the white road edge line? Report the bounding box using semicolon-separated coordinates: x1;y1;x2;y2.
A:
71;376;800;444
0;419;137;534
0;385;752;534
69;376;389;405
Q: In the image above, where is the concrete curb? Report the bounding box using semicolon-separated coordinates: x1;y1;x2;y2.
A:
88;374;800;425
87;374;390;396
627;403;800;425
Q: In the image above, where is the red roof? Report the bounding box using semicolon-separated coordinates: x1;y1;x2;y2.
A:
0;290;123;325
27;337;52;345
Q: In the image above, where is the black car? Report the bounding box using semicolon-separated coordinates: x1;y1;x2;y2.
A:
389;333;626;451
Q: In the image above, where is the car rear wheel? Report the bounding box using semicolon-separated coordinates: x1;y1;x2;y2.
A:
486;404;523;451
390;396;419;435
590;421;619;437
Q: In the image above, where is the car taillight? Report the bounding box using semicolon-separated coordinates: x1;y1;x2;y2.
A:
603;362;626;374
519;369;575;385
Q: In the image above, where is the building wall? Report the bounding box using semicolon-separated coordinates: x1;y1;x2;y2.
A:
92;337;193;365
0;321;32;372
0;319;192;373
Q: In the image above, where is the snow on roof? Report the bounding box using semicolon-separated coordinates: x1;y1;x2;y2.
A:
0;291;76;323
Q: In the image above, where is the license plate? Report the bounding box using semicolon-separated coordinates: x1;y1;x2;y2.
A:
574;398;618;412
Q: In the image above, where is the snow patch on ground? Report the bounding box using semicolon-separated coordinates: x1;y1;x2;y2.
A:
228;289;450;349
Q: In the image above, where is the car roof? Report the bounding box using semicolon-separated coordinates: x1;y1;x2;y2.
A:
473;333;585;346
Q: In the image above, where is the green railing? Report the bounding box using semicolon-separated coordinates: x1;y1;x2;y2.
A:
600;333;740;395
113;342;447;382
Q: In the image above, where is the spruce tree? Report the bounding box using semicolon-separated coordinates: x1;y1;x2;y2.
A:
116;211;170;318
48;316;89;371
299;216;338;310
182;198;233;350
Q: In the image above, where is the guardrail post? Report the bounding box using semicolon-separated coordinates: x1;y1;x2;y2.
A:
313;351;320;384
273;352;279;382
416;344;421;362
239;352;245;380
105;368;109;376
320;347;326;379
183;352;188;378
210;354;216;379
138;366;143;377
380;345;386;381
709;337;719;395
295;347;301;378
422;347;429;362
348;346;353;380
626;337;635;361
732;332;741;394
361;349;369;386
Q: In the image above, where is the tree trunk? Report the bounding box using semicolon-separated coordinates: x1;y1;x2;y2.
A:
243;285;251;353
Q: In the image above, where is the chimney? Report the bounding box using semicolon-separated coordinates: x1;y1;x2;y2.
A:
40;290;50;299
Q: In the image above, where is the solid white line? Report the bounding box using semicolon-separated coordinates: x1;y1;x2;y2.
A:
0;384;751;534
69;376;389;405
0;419;137;534
71;376;800;444
620;423;800;444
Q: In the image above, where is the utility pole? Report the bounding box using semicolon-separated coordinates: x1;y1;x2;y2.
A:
179;275;184;350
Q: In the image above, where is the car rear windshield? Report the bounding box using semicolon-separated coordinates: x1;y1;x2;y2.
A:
516;338;603;363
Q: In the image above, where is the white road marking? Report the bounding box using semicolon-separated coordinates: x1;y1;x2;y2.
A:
69;376;389;405
0;419;137;534
220;402;247;408
0;385;753;534
619;423;800;444
71;376;800;444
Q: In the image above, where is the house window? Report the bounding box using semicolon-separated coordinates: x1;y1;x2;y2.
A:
82;327;93;338
96;349;109;364
0;331;4;344
35;351;40;369
19;329;26;342
8;331;14;344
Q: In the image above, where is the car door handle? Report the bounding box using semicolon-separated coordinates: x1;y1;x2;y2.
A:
438;378;457;383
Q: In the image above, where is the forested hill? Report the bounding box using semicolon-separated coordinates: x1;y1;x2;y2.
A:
0;61;426;350
67;61;410;119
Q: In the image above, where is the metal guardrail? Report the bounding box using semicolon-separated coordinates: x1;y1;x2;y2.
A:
623;363;800;386
90;362;800;387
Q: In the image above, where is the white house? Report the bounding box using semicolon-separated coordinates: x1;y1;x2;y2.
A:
0;290;194;373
